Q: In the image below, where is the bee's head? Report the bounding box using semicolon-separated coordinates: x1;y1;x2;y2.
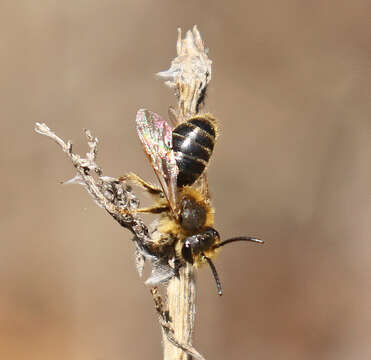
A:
182;229;263;296
181;227;220;263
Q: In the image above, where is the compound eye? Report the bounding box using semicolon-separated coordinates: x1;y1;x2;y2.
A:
197;227;220;250
208;228;220;241
181;242;194;264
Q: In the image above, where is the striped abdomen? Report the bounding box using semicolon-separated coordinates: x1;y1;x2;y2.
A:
172;115;216;187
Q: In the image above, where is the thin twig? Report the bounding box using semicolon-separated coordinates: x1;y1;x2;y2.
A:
34;122;153;254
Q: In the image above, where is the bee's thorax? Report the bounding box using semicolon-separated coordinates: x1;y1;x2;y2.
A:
179;196;206;232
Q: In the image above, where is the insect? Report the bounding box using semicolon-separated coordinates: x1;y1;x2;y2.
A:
122;109;263;295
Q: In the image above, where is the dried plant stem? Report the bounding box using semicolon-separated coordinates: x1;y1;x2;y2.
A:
163;264;197;360
157;26;211;360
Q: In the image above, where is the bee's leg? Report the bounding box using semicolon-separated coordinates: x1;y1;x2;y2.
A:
120;204;169;216
173;258;182;278
119;173;168;214
119;172;162;195
136;205;169;214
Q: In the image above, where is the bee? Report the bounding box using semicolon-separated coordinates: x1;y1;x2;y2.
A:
122;109;263;295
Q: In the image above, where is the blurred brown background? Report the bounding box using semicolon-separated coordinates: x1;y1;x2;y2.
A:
1;1;371;359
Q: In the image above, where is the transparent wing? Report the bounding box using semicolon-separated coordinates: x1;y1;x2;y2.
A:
195;172;211;203
136;109;179;214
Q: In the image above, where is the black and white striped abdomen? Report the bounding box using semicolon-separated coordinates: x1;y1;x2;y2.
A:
172;115;216;187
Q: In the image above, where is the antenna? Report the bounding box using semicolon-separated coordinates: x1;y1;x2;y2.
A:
203;254;223;296
214;236;264;249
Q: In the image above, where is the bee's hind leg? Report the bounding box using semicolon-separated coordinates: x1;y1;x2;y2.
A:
119;172;163;196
